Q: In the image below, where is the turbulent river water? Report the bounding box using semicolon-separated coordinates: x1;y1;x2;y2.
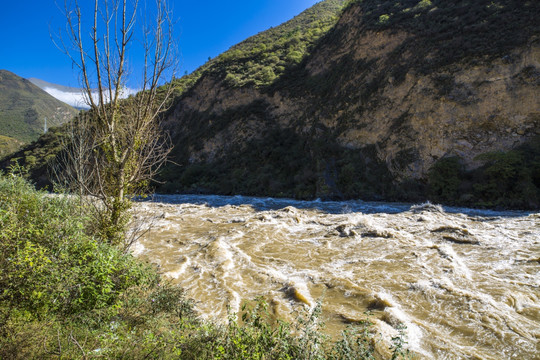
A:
131;195;539;359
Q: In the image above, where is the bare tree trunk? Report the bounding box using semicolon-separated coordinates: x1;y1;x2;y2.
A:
52;0;177;247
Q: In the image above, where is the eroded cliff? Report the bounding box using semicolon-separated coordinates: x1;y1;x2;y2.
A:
161;0;539;207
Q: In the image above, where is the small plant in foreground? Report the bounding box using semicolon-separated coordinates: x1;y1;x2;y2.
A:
390;325;413;359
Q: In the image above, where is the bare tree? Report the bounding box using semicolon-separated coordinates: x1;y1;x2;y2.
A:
51;111;97;200
53;0;176;246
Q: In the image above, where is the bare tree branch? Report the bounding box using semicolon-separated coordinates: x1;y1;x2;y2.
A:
53;0;176;247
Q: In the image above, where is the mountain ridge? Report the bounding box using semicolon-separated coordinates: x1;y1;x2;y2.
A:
28;78;81;94
0;70;78;148
28;78;92;110
2;0;539;208
160;0;540;208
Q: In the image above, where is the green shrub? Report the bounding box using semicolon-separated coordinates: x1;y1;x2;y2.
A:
428;156;463;202
0;174;413;359
427;137;540;209
472;150;538;208
0;173;197;358
0;173;159;318
328;320;376;360
379;14;391;24
414;0;432;10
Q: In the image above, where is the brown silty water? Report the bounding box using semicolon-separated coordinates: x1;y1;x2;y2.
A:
131;195;540;359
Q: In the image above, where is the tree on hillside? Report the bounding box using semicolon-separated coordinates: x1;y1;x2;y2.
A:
53;0;176;247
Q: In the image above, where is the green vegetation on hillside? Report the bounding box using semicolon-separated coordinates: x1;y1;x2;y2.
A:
167;0;346;96
428;136;540;209
160;119;394;201
0;70;78;145
331;0;540;81
211;0;346;87
0;125;68;188
0;174;411;359
7;112;539;209
0;135;21;158
161;99;540;209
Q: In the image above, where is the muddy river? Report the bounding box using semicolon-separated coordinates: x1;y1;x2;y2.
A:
131;195;539;359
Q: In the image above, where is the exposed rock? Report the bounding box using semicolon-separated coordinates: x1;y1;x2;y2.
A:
361;229;393;239
335;224;358;237
163;1;539;199
431;226;480;245
410;203;445;214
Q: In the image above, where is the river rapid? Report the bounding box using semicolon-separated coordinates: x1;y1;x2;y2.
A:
131;195;539;359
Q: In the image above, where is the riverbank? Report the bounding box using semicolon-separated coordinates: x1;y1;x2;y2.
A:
0;174;412;359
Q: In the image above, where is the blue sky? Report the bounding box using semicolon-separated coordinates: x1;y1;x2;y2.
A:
0;0;320;87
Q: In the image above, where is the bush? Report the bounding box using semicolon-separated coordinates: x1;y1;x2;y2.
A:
427;156;463;202
0;173;159;318
378;14;390;24
0;173;194;358
0;174;412;359
472;150;538;208
427;136;540;209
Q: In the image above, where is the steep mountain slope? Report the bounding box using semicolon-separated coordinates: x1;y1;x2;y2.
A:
0;70;78;148
0;135;22;158
304;0;539;177
2;0;539;208
159;0;539;208
0;0;349;187
166;0;347;97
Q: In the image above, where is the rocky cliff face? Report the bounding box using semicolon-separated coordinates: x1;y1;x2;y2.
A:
306;2;540;179
161;0;539;207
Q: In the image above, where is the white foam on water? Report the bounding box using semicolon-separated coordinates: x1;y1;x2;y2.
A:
384;306;425;354
369;291;429;357
434;244;473;280
228;290;242;316
131;195;540;359
164;256;191;279
207;237;236;271
408;279;432;292
130;241;146;256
